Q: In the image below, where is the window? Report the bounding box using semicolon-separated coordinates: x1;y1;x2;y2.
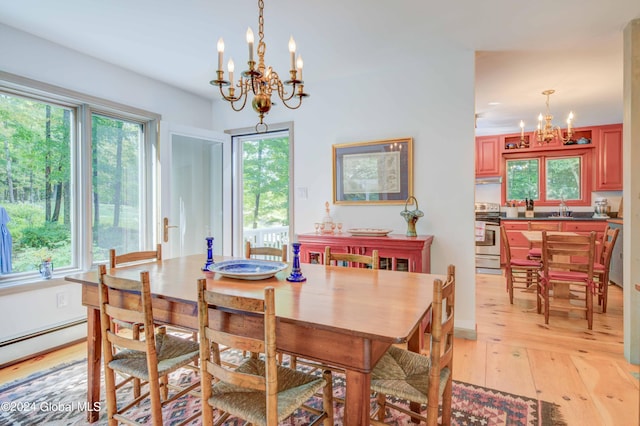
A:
504;149;592;206
233;129;292;254
0;80;158;284
91;113;147;263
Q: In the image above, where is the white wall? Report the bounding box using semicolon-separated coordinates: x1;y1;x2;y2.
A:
214;46;478;335
0;24;213;128
0;24;215;363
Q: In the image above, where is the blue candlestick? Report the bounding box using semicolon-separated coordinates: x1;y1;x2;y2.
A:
202;237;215;271
287;242;306;282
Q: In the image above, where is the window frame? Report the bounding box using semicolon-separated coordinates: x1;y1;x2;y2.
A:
0;72;160;286
502;148;593;207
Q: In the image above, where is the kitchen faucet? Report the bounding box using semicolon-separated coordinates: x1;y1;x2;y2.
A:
559;197;568;217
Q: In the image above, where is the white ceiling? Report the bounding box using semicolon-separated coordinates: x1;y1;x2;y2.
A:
2;0;639;136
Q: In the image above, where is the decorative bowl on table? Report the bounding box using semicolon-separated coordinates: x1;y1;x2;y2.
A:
207;259;288;280
346;228;393;237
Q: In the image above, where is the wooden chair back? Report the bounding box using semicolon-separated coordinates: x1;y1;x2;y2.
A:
324;246;379;269
540;231;597;329
197;281;279;424
98;264;163;422
595;226;620;313
245;241;288;262
527;221;561;250
599;226;619;267
110;244;162;268
426;264;456;424
500;225;513;263
541;231;596;275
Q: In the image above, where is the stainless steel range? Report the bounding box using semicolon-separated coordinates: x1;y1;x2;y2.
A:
475;202;501;274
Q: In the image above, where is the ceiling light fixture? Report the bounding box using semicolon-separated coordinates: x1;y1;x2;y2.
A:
520;89;574;145
210;0;308;132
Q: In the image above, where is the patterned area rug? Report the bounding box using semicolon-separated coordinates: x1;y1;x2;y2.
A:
0;355;566;425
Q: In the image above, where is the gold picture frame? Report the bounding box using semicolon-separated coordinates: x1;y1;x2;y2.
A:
332;137;413;205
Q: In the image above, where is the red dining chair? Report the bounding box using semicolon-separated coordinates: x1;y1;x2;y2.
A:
527;221;561;260
593;226;619;313
539;231;596;329
500;226;541;305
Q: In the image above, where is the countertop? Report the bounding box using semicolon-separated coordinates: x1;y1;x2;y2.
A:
500;213;611;221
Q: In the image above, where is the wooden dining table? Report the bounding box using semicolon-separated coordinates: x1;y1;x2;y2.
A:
65;254;440;425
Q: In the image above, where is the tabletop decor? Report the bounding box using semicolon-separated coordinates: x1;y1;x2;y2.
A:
347;228;393;237
286;242;306;282
202;236;215;272
207;259;288;280
400;195;423;237
332;137;413;205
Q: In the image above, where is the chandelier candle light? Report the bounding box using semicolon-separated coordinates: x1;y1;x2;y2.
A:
211;0;308;132
521;89;574;145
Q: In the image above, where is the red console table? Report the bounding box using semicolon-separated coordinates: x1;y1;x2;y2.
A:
297;233;434;273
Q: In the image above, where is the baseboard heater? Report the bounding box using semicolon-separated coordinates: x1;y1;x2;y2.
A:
0;319;86;348
0;319;87;368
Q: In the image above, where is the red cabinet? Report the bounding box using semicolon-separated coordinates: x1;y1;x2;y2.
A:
595;124;623;191
297;233;434;273
475;136;501;177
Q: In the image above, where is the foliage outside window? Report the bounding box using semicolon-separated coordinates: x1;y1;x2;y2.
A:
236;131;291;251
504;150;590;206
545;157;581;201
0;87;156;283
506;159;539;201
0;94;73;274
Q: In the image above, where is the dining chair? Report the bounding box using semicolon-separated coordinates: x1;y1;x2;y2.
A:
527;221;561;260
538;231;597;329
244;241;288;364
98;264;201;426
109;244;164;397
245;240;288;262
500;226;541;305
110;244;198;396
369;264;455;425
593;226;619;313
288;246;380;371
324;246;379;269
197;279;334;426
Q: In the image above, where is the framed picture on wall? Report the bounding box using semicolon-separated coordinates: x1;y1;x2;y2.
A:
332;137;413;205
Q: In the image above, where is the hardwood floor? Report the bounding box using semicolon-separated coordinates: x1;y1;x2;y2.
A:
1;272;638;425
457;273;639;426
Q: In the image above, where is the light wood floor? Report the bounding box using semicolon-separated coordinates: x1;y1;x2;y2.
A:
1;273;638;425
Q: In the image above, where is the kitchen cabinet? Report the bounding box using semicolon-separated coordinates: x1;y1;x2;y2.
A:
475;136;501;177
297;233;434;273
595;124;623;191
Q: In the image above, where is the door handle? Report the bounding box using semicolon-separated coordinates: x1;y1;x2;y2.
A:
163;217;178;242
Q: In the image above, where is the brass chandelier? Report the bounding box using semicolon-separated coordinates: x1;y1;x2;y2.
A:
210;0;308;132
521;89;574;145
